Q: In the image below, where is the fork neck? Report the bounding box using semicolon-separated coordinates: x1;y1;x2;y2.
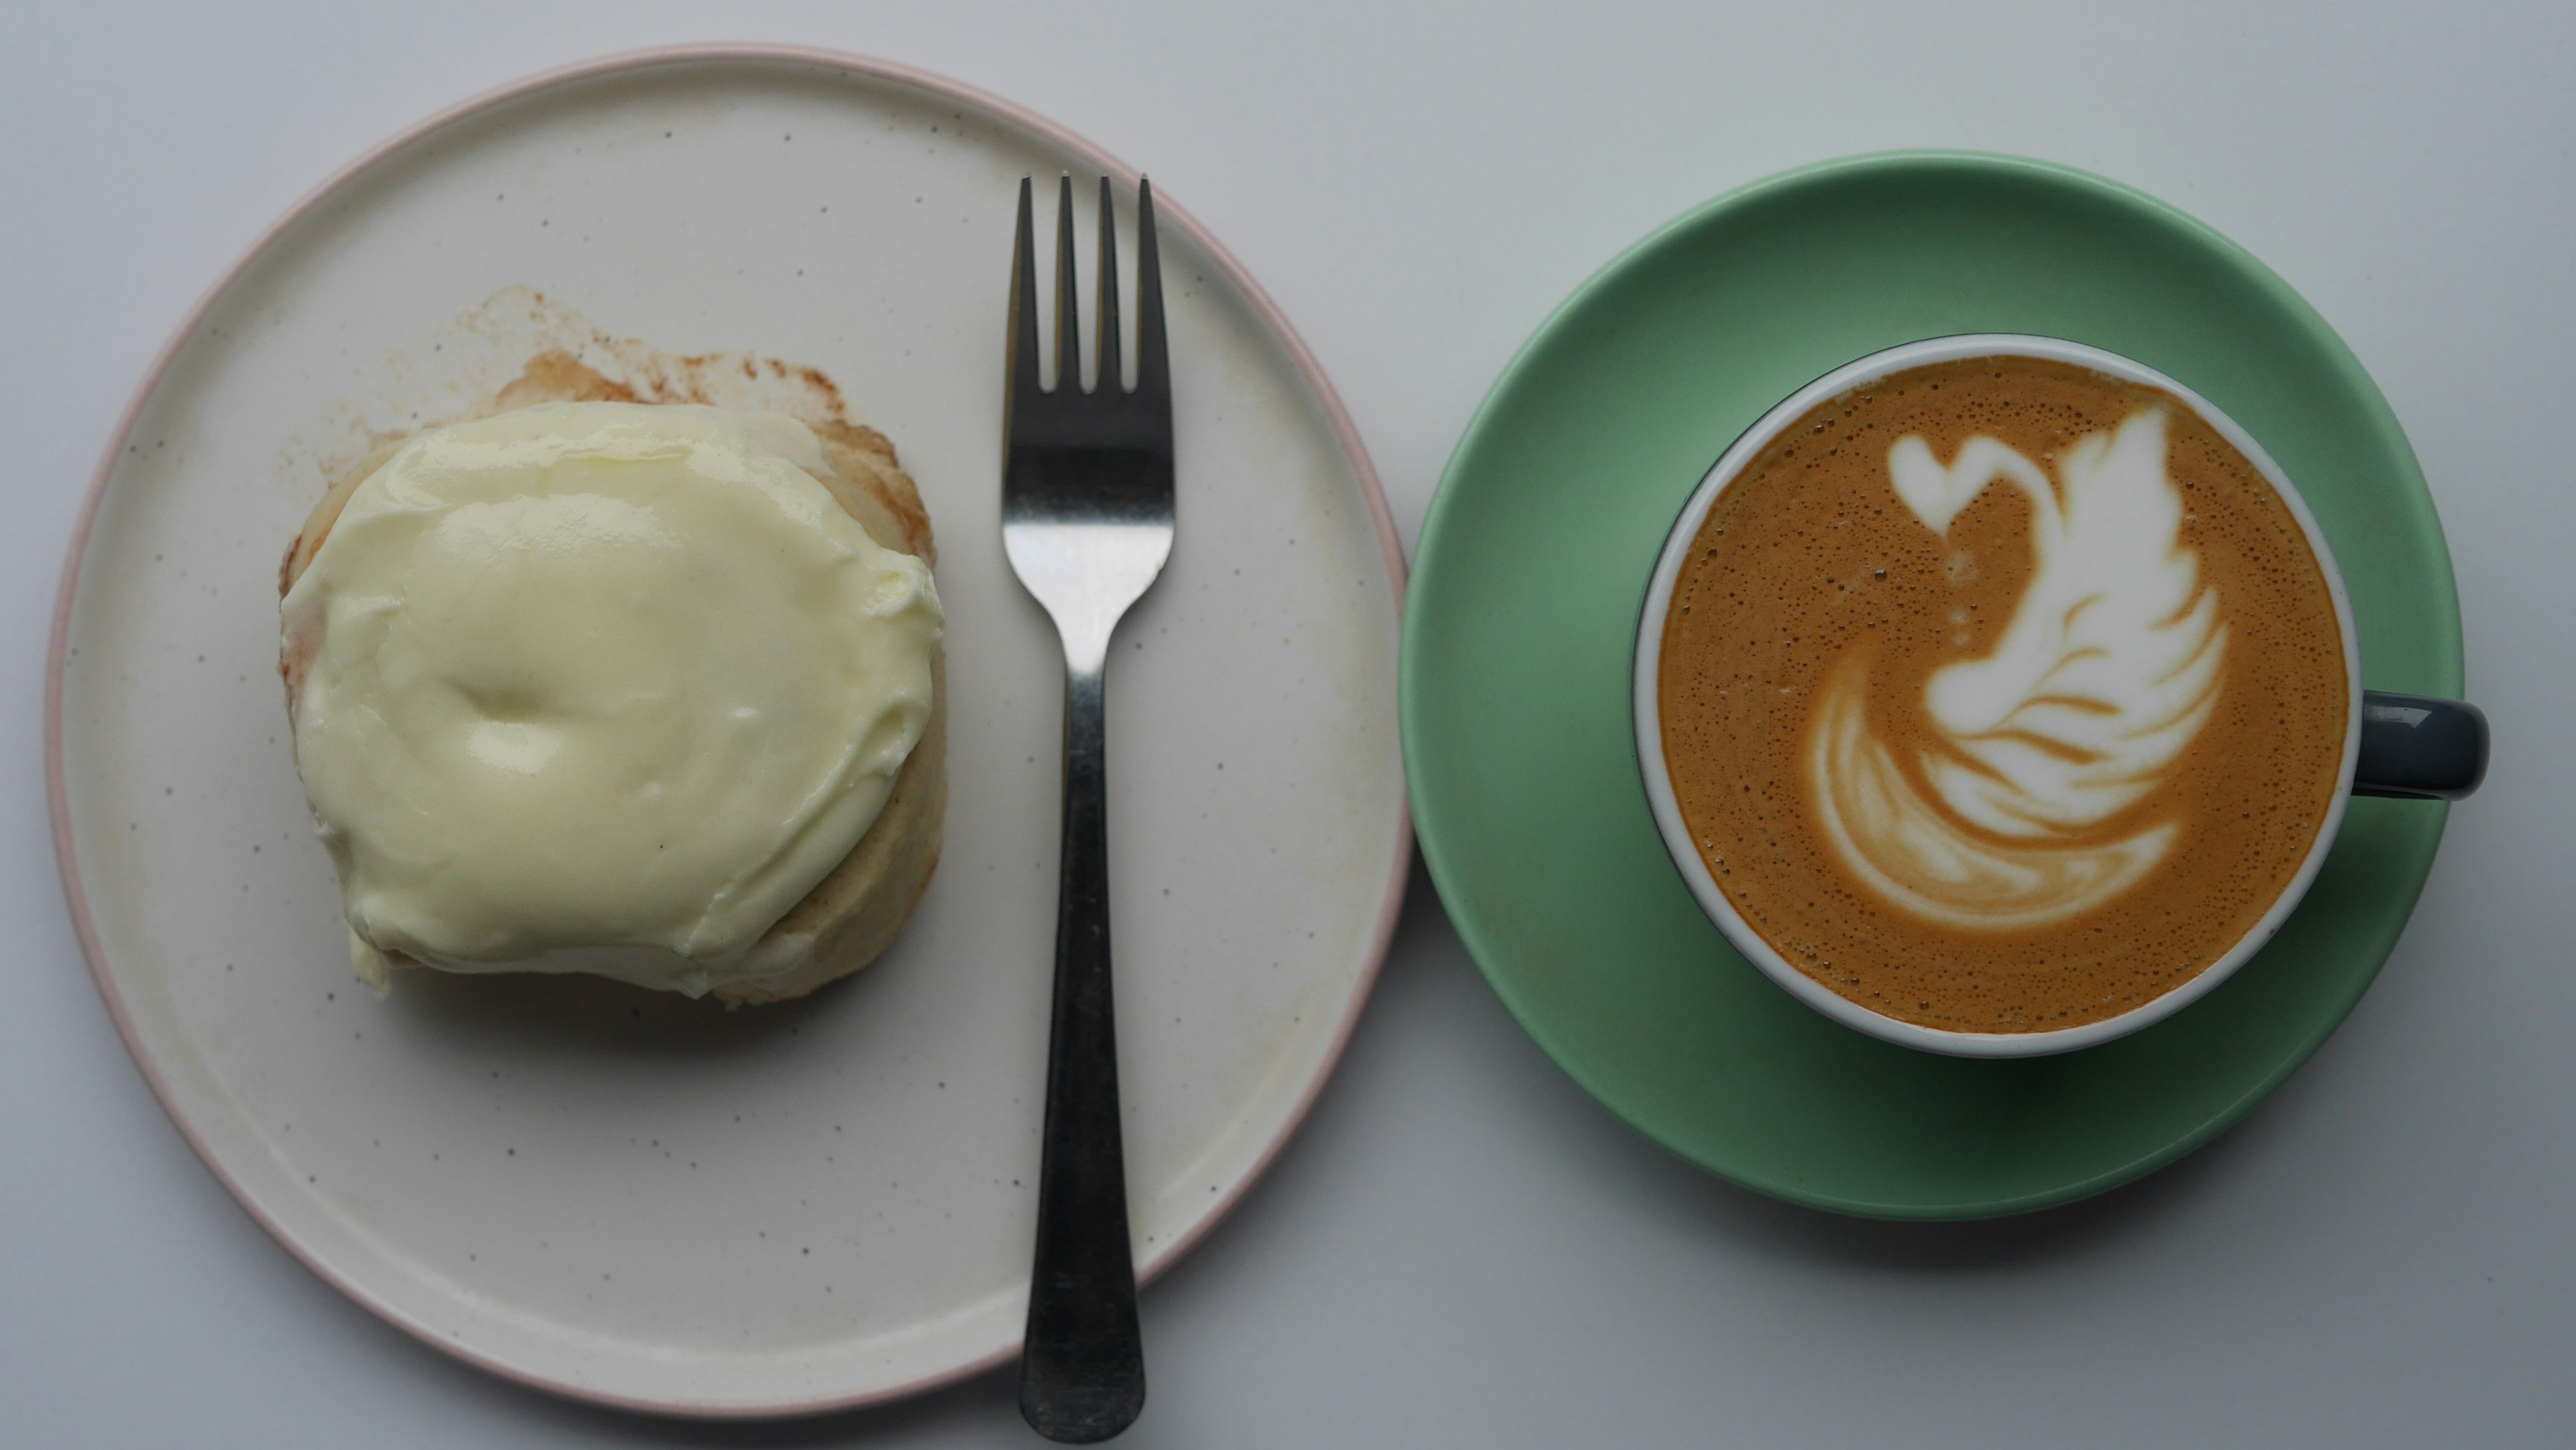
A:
1055;624;1115;681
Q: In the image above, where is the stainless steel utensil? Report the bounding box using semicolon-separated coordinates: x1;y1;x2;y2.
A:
1004;172;1173;1444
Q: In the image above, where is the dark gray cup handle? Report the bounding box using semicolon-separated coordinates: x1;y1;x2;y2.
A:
2354;690;2489;801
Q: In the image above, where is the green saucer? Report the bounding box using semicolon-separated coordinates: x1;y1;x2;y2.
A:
1401;152;2461;1220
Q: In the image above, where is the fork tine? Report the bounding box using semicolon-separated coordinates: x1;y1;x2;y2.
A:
1095;176;1122;395
1133;176;1169;416
1009;177;1042;415
1054;173;1081;394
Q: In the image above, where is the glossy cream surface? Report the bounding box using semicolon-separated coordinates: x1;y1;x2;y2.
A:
280;402;941;996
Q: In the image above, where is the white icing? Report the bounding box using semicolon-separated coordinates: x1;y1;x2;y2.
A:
281;402;941;994
1811;409;2222;929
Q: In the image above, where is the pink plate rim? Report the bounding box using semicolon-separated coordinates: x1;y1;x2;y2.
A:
44;41;1412;1421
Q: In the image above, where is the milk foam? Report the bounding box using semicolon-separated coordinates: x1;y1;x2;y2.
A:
1811;409;2224;928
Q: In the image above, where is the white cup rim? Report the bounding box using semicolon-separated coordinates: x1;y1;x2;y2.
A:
1632;334;2365;1057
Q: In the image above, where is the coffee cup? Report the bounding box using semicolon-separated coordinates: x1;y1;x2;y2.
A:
1633;335;2485;1057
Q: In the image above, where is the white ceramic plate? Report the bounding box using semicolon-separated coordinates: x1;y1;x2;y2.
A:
47;46;1407;1417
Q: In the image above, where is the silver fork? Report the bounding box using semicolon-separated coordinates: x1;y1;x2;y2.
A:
1004;173;1172;1444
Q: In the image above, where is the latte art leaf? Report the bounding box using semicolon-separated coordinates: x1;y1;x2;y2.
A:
1811;409;2224;929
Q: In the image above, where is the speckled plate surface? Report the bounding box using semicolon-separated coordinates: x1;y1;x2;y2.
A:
47;47;1407;1416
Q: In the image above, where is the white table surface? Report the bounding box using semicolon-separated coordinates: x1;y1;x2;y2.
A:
6;3;2570;1445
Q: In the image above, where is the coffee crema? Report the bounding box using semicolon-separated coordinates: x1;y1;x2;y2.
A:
1658;356;2348;1033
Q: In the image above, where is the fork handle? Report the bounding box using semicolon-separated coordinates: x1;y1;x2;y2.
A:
1020;659;1146;1443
